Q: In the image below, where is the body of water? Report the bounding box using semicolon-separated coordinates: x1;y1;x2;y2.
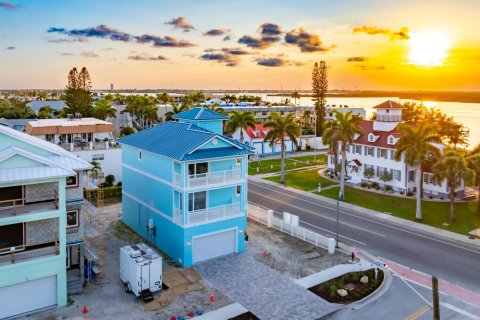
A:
264;95;480;149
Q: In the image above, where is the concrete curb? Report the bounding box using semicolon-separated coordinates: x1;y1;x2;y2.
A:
250;176;480;249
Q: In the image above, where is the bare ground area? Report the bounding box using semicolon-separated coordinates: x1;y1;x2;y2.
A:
246;220;350;279
32;204;232;320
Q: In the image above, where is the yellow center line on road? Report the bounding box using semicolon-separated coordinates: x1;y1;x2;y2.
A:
249;189;386;238
404;305;430;320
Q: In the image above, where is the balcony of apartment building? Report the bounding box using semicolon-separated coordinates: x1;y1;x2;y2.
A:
0;218;60;268
173;186;243;227
0;183;59;218
56;134;120;152
174;161;243;189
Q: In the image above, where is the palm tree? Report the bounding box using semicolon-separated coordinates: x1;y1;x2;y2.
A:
264;112;301;184
467;154;480;212
433;152;472;222
156;92;171;105
302;110;311;131
394;121;441;220
292;91;301;106
322;110;364;199
38;105;54;119
165;103;189;121
207;102;226;115
226;110;256;141
93;99;117;120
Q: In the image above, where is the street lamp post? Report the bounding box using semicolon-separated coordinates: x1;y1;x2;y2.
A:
336;191;342;248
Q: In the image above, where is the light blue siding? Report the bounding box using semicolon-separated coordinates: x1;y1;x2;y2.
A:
122;144;173;183
190;121;223;134
0;154;41;168
208;158;238;172
207;186;239;207
197;138;231;150
0;134;52;156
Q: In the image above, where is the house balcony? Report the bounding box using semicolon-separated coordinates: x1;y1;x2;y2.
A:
0;192;59;219
173;202;242;226
174;169;242;189
0;245;59;268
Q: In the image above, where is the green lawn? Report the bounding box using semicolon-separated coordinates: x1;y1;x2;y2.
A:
264;168;337;191
263;168;480;236
318;186;480;236
249;154;326;175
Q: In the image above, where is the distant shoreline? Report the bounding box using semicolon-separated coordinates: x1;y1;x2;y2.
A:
268;91;480;104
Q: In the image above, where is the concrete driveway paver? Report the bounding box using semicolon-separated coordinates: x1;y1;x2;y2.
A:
194;253;341;320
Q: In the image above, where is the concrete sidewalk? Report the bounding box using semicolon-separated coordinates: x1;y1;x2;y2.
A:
251;176;480;249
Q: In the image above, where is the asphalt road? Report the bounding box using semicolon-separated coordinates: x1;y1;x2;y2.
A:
248;180;480;294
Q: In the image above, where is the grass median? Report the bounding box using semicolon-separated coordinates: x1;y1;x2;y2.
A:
249;154;326;175
264;168;337;191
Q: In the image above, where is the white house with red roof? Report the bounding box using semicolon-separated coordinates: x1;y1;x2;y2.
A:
232;123;295;155
326;100;465;198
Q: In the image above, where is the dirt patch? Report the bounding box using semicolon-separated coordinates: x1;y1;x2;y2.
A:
308;268;385;304
246;220;350;279
33;204;232;320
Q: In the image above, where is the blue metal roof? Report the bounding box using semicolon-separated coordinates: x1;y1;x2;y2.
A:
118;121;252;161
183;147;251;161
172;107;229;121
26;101;66;112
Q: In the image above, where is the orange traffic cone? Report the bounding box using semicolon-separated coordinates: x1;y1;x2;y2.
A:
83;305;89;314
263;249;267;257
209;293;215;303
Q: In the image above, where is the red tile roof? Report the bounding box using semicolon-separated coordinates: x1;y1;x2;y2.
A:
373;100;404;109
354;120;399;149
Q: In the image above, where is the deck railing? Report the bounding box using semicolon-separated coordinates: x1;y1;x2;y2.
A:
0;191;58;216
187;202;241;225
189;169;241;187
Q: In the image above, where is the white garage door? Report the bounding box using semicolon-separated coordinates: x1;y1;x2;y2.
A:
0;276;57;318
193;229;237;264
253;142;263;154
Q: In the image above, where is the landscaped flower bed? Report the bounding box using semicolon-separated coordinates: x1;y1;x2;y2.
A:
308;268;384;303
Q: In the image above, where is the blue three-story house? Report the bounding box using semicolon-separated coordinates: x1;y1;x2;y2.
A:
119;107;253;267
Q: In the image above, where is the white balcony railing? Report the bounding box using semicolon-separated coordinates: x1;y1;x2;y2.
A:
187;202;241;225
174;172;183;187
189;169;241;187
173;207;183;225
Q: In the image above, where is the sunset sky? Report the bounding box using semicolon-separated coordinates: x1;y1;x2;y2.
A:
1;0;479;90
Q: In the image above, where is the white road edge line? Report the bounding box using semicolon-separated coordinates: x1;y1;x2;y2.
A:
249;181;480;255
440;302;480;320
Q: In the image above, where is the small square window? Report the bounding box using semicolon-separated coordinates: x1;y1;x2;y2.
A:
92;154;104;161
138;151;142;160
236;185;241;195
66;210;79;228
236;158;241;166
66;174;78;187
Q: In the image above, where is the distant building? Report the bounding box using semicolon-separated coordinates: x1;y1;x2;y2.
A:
119;107;253;267
325;105;367;120
326;100;464;198
232;123;296;155
0;118;34;132
110;84;114;91
0;125;92;318
26;101;66;115
25;117;122;181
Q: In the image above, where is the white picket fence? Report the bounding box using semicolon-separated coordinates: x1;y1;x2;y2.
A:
248;203;335;253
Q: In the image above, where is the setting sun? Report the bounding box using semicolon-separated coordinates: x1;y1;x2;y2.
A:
408;30;451;66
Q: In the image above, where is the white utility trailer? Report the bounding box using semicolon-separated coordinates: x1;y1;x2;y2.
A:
120;243;162;301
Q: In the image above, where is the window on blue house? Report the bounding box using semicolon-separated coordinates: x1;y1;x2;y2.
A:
189;162;208;176
236;185;241;195
188;191;206;211
138;151;142;160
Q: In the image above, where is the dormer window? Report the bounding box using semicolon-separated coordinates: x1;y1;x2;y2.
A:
263;130;269;135
387;135;396;145
368;133;376;142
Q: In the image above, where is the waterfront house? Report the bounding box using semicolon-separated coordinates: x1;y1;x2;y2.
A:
233;123;296;155
326;100;465;198
25;117;122;181
0;125;91;318
119;107;253;267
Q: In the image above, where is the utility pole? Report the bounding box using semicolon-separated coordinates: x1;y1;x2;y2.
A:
432;276;440;320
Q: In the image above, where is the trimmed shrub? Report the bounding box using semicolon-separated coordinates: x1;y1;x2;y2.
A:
406;191;414;197
360;182;368;188
103;186;122;198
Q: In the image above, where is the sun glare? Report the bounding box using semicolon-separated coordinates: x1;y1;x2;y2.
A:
408;30;451;66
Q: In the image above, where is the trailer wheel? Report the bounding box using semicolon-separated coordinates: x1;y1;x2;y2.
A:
124;282;132;293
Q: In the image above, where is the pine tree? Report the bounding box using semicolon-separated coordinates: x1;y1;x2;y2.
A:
311;61;328;136
63;67;93;117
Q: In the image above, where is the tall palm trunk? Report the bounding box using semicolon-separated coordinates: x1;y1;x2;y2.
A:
240;128;244;143
340;147;346;200
415;162;422;220
449;184;456;222
477;176;480;213
280;140;286;184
